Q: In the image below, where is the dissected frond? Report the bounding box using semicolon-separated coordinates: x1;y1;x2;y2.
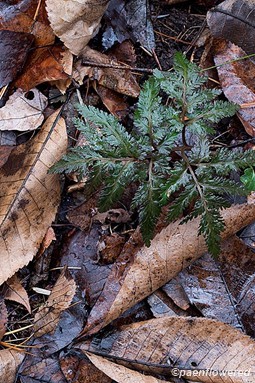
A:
52;52;255;256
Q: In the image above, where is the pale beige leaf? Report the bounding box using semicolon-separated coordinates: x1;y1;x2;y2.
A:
5;274;31;313
46;0;110;55
0;349;24;383
0;111;67;285
34;267;76;337
85;352;168;383
83;203;255;336
81;317;255;383
0;88;47;131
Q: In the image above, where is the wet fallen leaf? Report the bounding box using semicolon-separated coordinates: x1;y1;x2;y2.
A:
179;253;240;327
60;227;113;306
0;146;15;168
80;317;255;382
82;202;255;336
0;110;67;285
0;0;55;46
46;0;110;55
0;30;34;88
162;277;190;311
103;0;155;52
0;349;24;383
213;40;255;136
147;291;179;318
207;0;255;56
60;354;112;383
5;275;31;313
15;45;73;92
86;352;168;383
219;236;255;336
33;267;76;337
0;88;47;131
0;298;7;340
73;46;140;97
18;356;66;383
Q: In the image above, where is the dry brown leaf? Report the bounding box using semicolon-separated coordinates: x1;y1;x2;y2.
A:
15;45;73;92
0;349;24;383
37;227;56;257
46;0;110;56
0;88;47;131
81;317;255;383
0;110;67;285
213;40;255;136
73;46;140;97
5;274;31;313
82;203;255;336
207;0;255;56
34;267;76;337
85;352;168;383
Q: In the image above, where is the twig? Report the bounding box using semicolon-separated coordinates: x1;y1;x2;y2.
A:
81;60;154;74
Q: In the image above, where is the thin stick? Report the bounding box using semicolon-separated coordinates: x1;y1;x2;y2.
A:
81;60;154;73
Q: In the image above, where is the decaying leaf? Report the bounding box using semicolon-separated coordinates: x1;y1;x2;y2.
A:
207;0;255;56
0;88;47;131
46;0;110;56
103;0;155;52
5;274;31;313
33;267;76;337
82;203;255;336
179;253;240;327
60;228;113;306
0;146;15;168
60;354;112;383
0;0;55;46
0;30;34;88
213;40;255;136
0;110;67;285
0;349;24;383
73;46;140;97
219;236;255;336
15;45;73;92
86;352;168;383
0;298;7;340
80;317;255;382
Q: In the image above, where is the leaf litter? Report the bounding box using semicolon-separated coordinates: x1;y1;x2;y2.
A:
1;0;255;382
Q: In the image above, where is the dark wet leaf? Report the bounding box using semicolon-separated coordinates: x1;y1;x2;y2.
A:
103;0;155;52
0;30;34;87
207;0;255;56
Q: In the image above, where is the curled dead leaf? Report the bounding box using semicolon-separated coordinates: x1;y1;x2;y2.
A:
82;203;255;336
80;317;255;383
